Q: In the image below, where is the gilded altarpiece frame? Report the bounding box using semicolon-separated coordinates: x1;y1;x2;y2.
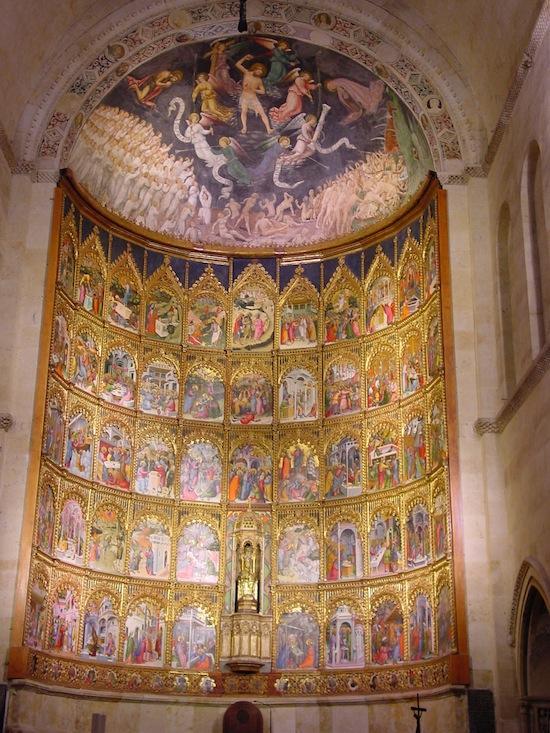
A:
8;175;469;698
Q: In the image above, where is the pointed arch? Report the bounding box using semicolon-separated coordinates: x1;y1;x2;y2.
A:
510;558;550;699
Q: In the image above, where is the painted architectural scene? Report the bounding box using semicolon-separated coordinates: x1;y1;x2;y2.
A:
129;518;171;579
96;424;132;490
44;399;64;464
135;437;176;498
369;513;401;576
64;413;93;480
325;436;362;499
50;587;79;655
36;485;55;554
427;315;443;378
367;426;399;491
437;585;453;655
81;597;119;661
279;368;318;422
26;580;47;649
180;441;222;502
101;348;136;408
430;400;447;468
403;416;426;481
324;361;361;417
70;35;431;250
326;522;363;581
124;602;165;666
433;492;448;558
367;350;398;408
326;606;365;668
276;612;319;669
406;504;430;567
399;259;422;318
409;594;433;660
139;360;179;417
55;499;85;565
401;332;424;397
172;607;216;670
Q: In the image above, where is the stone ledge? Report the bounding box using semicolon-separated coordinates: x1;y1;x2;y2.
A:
474;340;550;435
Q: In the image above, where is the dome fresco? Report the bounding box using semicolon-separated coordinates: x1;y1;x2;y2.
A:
69;35;432;252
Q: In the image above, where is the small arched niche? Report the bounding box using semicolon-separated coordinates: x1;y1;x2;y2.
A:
223;701;263;733
520;140;549;357
522;587;550;698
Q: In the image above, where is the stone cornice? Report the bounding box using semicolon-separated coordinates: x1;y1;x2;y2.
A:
0;413;14;432
484;0;550;169
474;339;550;436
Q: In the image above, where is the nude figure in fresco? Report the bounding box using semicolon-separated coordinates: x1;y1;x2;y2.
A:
235;55;273;135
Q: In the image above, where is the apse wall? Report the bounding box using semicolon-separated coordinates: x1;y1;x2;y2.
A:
19;175;462;698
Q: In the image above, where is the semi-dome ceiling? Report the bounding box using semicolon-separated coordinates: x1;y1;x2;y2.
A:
69;33;432;252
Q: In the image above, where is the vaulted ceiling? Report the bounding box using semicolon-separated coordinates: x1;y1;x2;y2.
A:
0;0;545;176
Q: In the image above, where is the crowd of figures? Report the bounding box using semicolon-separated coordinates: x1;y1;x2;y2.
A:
69;34;429;249
30;579;453;668
72;106;408;247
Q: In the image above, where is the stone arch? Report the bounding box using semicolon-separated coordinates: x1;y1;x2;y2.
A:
520;140;549;356
12;0;483;173
496;201;516;397
510;557;550;698
223;701;263;733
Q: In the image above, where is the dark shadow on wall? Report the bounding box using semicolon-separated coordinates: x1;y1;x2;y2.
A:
224;701;263;733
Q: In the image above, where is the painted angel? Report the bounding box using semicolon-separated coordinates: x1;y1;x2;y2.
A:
280;105;356;166
203;39;242;97
269;70;319;125
192;73;235;124
251;37;300;90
